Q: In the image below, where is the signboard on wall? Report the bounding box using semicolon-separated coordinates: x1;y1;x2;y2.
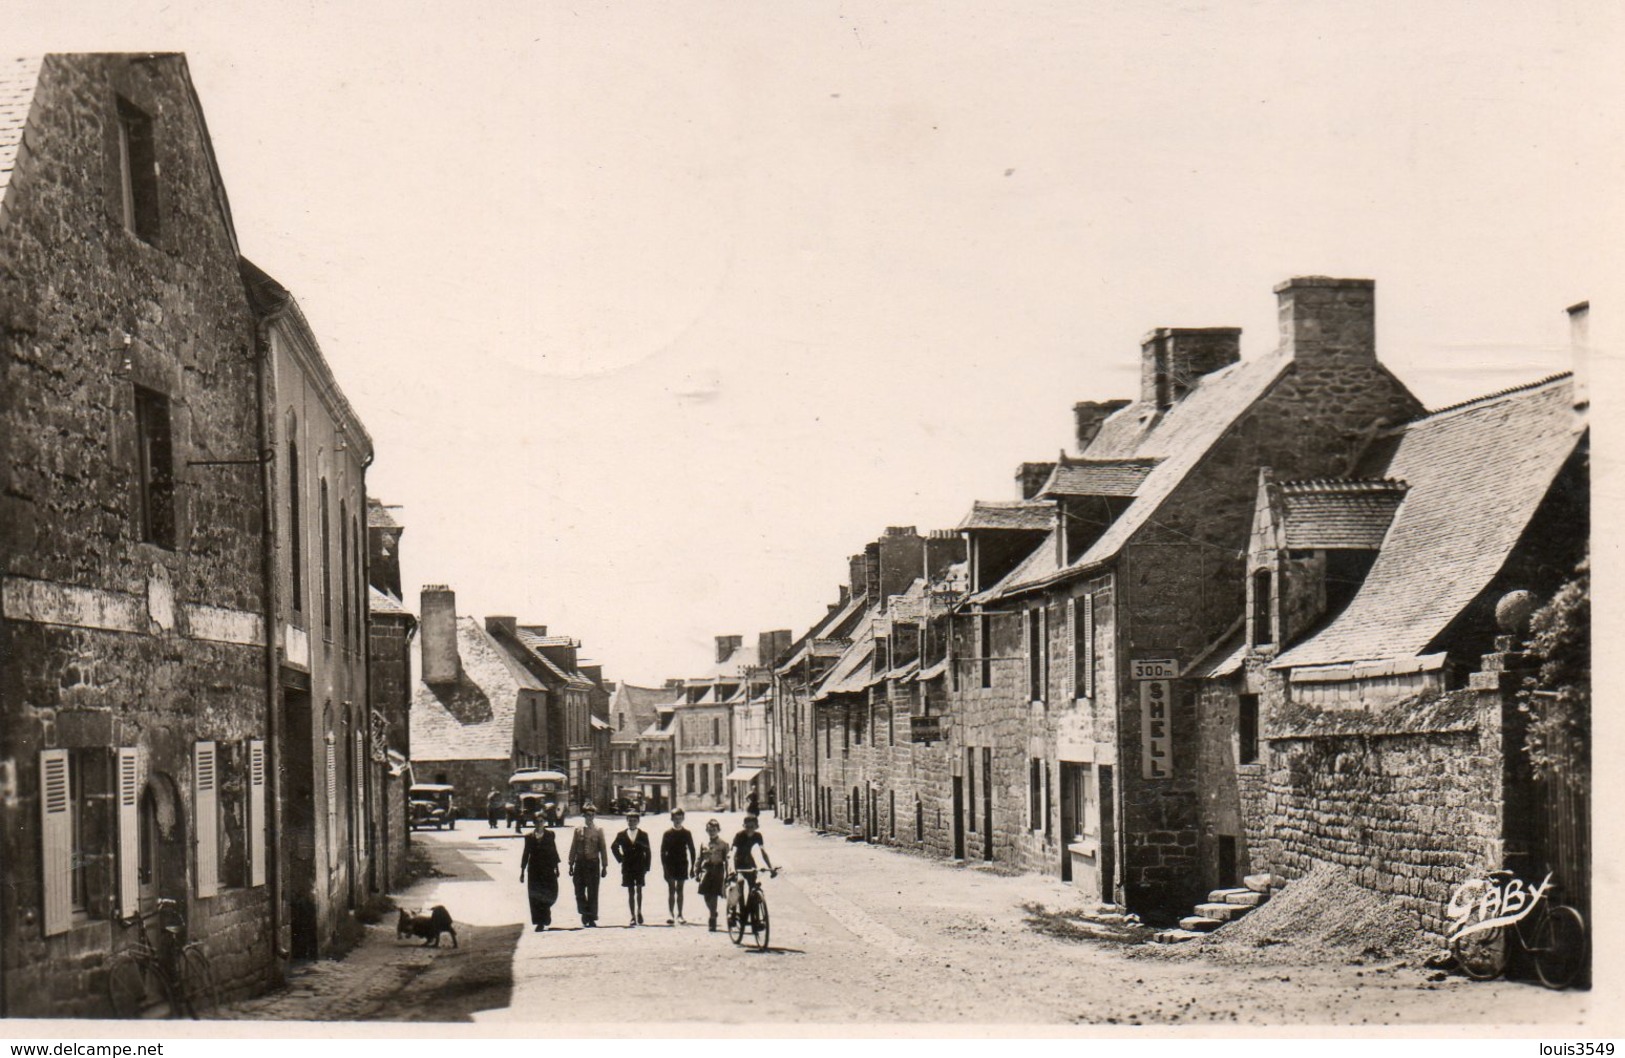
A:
1139;679;1172;779
1131;658;1178;681
910;715;946;743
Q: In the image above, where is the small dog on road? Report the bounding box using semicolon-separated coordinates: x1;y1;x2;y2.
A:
397;905;458;948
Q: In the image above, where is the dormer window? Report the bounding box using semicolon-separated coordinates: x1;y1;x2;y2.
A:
116;97;160;243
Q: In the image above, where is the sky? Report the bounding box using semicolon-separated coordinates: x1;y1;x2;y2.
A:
11;1;1623;684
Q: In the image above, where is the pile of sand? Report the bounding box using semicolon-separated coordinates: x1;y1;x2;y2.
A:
1135;863;1433;965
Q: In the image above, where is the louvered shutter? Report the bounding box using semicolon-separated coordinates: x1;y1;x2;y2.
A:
1075;593;1095;699
325;734;337;865
248;740;267;887
40;749;71;936
118;748;141;917
194;742;219;898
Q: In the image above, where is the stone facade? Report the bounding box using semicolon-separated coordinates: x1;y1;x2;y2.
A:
0;54;276;1015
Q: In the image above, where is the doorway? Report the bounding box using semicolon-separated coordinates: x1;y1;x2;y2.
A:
951;777;965;859
1218;835;1238;889
1099;765;1116;904
1058;763;1077;883
282;689;318;958
981;747;993;862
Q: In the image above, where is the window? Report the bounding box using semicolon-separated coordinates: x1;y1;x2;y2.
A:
321;480;333;632
1239;694;1260;765
116;96;159;242
133;386;175;548
714;764;722;796
1073;593;1095;699
287;421;303;611
341;499;351;644
978;614;992;688
40;749;95;934
824;715;831;758
1027;608;1044;703
1030;758;1043;831
966;748;976;832
711;718;720;745
854;708;864;746
194;741;220;898
685;764;695;794
1044;760;1053;842
1251;570;1273;646
700;765;708;795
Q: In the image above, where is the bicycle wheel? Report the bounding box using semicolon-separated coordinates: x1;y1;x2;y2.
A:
1530;905;1587;990
1450;926;1508;980
177;944;221;1017
751;893;770;951
106;953;152;1019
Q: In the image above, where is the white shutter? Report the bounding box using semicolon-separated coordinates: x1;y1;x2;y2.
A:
248;740;267;888
40;749;71;936
325;734;337;866
194;741;219;898
117;747;141;918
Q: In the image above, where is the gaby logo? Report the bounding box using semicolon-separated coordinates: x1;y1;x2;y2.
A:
1446;871;1553;939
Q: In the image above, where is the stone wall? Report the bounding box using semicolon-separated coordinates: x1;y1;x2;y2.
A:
413;758;509;822
0;55;276;1016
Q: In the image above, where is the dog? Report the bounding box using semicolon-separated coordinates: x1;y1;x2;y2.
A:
396;905;458;948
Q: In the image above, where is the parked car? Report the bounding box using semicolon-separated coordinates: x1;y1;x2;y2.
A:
409;783;457;830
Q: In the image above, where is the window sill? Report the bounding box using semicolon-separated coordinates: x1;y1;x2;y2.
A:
1067;840;1100;858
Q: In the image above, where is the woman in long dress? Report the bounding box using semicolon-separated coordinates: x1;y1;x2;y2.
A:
519;819;560;932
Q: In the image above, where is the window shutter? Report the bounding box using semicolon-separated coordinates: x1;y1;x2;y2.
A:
249;740;267;887
118;748;141;918
325;734;337;865
1075;593;1095;699
40;749;71;936
194;742;219;898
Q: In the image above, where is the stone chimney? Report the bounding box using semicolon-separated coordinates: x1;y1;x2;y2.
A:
420;585;459;684
1568;300;1589;409
757;630;793;666
848;554;867;599
1073;400;1130;452
1015;461;1057;500
1275;277;1375;365
876;528;926;610
485;615;517;639
715;635;743;663
1141;327;1242;410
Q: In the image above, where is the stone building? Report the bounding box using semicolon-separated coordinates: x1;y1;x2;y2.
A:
492;624;605;808
606;681;666;807
671;637;750;812
729;630;792;811
242;258;375;960
961;277;1424;917
772;585;867;826
1194;368;1586;939
0;54;278;1014
366;500;414;892
409;589;551;806
636;682;681;812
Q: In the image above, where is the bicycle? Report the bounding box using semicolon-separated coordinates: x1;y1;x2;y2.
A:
725;866;777;951
106;898;221;1018
1447;869;1587;989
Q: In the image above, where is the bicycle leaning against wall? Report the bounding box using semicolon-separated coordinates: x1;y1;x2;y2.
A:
106;897;221;1018
1447;869;1587;989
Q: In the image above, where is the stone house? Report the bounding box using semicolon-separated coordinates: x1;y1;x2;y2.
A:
409;589;551;807
492;623;604;808
0;53;278;1014
964;277;1424;918
241;258;375;960
606;681;666;806
366;500;414;892
671;637;752;812
771;586;866;827
1195;367;1586;939
636;683;682;812
729;630;792;811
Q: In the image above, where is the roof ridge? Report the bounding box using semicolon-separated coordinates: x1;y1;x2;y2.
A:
1410;372;1573;423
1280;477;1408;494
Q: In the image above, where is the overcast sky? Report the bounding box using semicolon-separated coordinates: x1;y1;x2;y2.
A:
14;1;1622;684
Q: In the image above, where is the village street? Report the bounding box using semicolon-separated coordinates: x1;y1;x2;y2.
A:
220;814;1589;1028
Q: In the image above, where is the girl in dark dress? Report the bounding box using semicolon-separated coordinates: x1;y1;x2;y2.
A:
610;812;652;926
518;820;560;932
660;809;697;925
693;819;730;931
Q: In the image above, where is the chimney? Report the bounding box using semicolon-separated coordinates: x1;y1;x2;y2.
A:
877;528;926;607
420;585;459;684
715;635;742;664
848;554;867;599
1275;277;1375;365
1014;461;1056;500
837;583;851;606
758;629;793;666
1073;400;1130;452
485;615;517;639
1568;301;1590;409
1141;327;1242;410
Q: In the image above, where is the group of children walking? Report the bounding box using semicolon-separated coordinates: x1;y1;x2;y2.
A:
519;807;773;933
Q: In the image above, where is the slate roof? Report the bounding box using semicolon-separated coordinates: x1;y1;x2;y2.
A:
813;615;877;700
369;585;408;616
412;618;543;762
777;592;869;674
607;682;667;743
1279;479;1408;550
1275;375;1580;668
957;500;1055;533
0;56;41;207
512;630;595;688
366;500;401;529
995;346;1294;597
1039;458;1161;499
686;642;764;682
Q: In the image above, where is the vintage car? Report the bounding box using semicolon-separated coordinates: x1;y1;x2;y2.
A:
509;768;568;827
408;783;457;830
